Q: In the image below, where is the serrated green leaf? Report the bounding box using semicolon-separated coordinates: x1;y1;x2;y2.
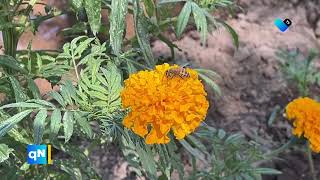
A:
195;68;221;79
133;0;155;67
70;36;87;51
50;109;61;139
8;128;32;144
179;139;206;162
0;102;44;110
215;19;239;49
143;0;155;17
33;109;48;144
110;0;128;55
0;110;33;137
60;85;73;105
64;80;78;100
225;133;244;145
89;84;109;94
136;144;157;177
90;91;109;101
57;160;83;180
63;111;74;143
0;144;14;163
187;135;208;155
90;58;101;83
74;37;95;57
27;78;41;99
176;1;192;37
74;112;93;138
198;73;221;96
126;61;137;74
9;76;28;103
48;91;66;107
191;2;208;43
27;99;56;108
84;0;102;35
0;55;28;74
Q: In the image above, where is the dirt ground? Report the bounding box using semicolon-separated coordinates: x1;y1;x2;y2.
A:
153;0;320;179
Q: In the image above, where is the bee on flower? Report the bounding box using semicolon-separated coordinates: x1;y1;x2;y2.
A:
121;63;209;144
165;67;190;79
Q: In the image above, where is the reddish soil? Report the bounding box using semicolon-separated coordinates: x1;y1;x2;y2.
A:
153;0;320;179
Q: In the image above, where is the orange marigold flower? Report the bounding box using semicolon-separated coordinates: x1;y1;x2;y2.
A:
286;97;320;152
121;63;209;144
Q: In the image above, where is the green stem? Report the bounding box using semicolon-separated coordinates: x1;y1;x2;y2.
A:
264;137;296;158
306;143;317;180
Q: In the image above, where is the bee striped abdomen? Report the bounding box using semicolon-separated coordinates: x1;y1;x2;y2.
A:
165;67;190;79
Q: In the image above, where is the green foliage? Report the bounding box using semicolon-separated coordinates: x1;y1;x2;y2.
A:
0;55;28;74
109;0;129;55
196;68;222;96
0;144;14;163
173;0;238;46
276;49;319;96
197;0;235;9
33;109;48;144
133;0;156;67
0;110;33;137
176;1;193;38
192;126;281;179
84;0;102;35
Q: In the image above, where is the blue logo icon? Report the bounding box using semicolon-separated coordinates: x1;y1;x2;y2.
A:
27;145;53;165
274;18;292;32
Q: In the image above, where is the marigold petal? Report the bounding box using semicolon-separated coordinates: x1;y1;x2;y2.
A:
286;97;320;152
121;63;209;144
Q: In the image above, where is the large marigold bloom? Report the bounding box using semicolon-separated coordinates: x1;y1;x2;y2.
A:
121;63;209;144
286;97;320;152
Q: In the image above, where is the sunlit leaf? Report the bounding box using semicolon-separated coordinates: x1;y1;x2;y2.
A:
63;111;74;143
0;55;28;74
143;0;155;17
133;0;155;67
33;109;48;144
0;110;33;137
109;0;128;55
27;78;41;99
0;144;14;163
191;2;208;43
84;0;102;35
74;112;93;138
176;1;192;37
136;144;157;177
50;109;62;139
9;76;28;103
8;128;32;144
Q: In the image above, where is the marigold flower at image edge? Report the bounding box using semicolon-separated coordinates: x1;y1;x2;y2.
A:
121;63;209;144
286;97;320;152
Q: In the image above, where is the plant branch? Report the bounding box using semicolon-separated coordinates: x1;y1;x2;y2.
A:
306;143;317;180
